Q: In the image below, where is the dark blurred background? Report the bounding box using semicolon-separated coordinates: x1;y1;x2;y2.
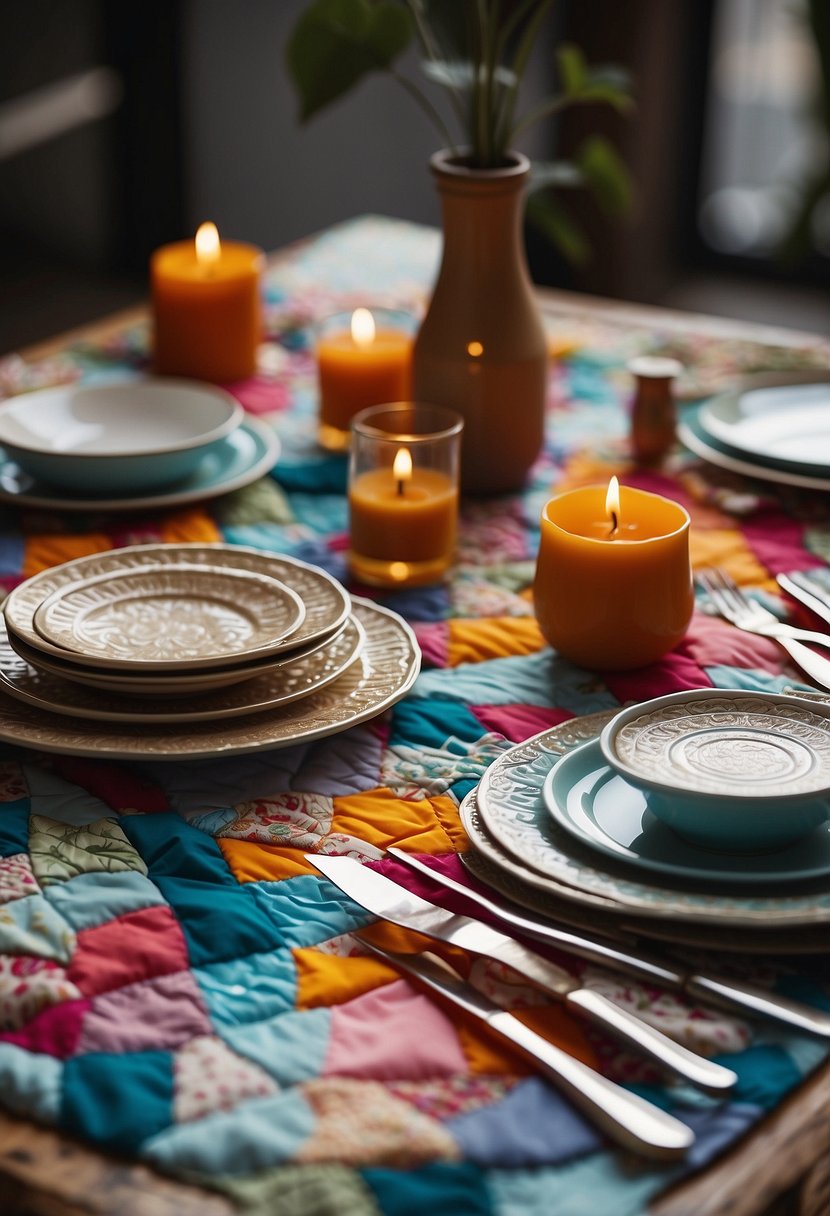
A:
1;0;829;355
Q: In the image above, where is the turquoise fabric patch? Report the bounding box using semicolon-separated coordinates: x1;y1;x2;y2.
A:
195;948;297;1028
119;814;236;885
363;1162;492;1216
0;1043;62;1123
488;1155;669;1216
715;1044;802;1109
288;491;348;535
154;877;288;967
409;651;619;714
775;974;830;1013
390;699;487;752
221;1006;331;1086
143;1089;315;1174
248;875;372;948
0;800;30;857
44;871;166;932
0;893;75;962
276;455;348;494
62;1051;173;1153
703;665;814;695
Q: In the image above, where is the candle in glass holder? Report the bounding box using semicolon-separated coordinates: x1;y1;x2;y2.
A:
316;308;414;451
533;477;693;669
348;403;463;587
151;222;264;382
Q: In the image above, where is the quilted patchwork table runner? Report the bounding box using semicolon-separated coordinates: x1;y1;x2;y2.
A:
2;216;830;1216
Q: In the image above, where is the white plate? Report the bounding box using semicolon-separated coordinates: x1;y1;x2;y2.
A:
32;565;306;670
8;619;351;696
699;376;830;469
0;416;280;511
679;408;830;492
0;614;364;723
475;711;830;927
4;544;350;671
0;598;420;759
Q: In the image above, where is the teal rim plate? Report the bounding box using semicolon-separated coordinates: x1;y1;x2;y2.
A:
542;739;830;885
699;379;830;469
678;407;830;492
0;415;280;511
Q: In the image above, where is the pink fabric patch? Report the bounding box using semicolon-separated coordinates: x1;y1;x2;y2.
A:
226;377;290;415
174;1034;277;1123
472;704;575;743
324;978;467;1082
0;853;41;904
66;905;189;998
50;758;170;813
740;511;820;575
76;970;212;1055
602;646;712;705
0;997;90;1058
412;622;449;668
682;611;783;674
0;955;81;1030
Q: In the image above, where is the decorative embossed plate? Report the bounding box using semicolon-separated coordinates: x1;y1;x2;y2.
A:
475;712;830;927
32;565;306;670
4;543;350;671
0;597;419;758
0;615;364;723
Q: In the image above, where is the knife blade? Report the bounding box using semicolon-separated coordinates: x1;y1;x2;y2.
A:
309;854;736;1092
359;940;694;1160
386;846;830;1039
778;572;830;630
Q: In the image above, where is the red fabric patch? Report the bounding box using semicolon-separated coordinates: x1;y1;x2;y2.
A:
472;704;575;743
49;758;170;814
740;511;822;576
0;998;90;1058
412;621;449;668
602;645;712;704
683;610;783;674
66;905;189;998
226;376;291;415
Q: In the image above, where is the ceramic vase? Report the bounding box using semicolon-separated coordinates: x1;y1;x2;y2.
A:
412;149;548;496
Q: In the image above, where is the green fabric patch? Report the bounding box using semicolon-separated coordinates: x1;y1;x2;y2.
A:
29;815;148;888
196;1163;379;1216
214;477;294;526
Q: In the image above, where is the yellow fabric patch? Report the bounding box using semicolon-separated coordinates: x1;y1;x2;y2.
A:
23;534;113;577
158;509;222;544
294;947;396;1010
218;838;318;883
446;617;545;666
330;790;460;855
690;529;772;587
460;1004;597;1076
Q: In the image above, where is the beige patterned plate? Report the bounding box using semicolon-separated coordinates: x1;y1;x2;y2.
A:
8;619;351;696
4;543;350;671
0;614;364;722
475;711;830;928
31;564;307;670
0;597;420;759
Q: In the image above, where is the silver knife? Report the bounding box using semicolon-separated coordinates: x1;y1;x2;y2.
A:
309;854;736;1092
387;846;830;1039
359;940;694;1160
778;572;830;630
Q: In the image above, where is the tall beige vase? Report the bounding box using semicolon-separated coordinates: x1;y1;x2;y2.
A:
412;149;548;496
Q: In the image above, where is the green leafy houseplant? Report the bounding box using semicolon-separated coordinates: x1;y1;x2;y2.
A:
286;0;634;263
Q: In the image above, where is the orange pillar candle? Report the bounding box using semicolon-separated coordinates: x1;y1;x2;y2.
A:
533;478;693;670
316;308;413;451
151;222;264;382
348;403;463;587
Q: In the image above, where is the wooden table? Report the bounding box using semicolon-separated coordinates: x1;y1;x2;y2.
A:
3;260;830;1216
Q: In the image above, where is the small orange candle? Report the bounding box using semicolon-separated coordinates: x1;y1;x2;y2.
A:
316;308;413;451
151;222;264;382
533;478;693;670
348;403;463;587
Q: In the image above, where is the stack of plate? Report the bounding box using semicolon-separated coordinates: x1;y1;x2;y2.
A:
0;379;281;511
0;543;420;760
462;691;830;956
678;372;830;492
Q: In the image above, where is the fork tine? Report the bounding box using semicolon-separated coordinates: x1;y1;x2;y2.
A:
696;568;744;622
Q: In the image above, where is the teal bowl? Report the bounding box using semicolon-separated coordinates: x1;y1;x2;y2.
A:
599;689;830;851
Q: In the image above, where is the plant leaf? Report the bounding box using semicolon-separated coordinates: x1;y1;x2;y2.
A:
576;135;633;215
526;191;592;265
557;43;587;95
286;0;414;121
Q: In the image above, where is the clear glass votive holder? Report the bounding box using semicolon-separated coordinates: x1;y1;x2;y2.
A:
348;402;464;588
315;307;415;452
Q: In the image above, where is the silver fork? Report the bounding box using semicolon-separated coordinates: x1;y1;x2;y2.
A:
697;567;830;691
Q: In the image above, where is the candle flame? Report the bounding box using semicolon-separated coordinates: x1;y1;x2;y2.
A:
393;447;412;486
351;308;375;347
195;222;221;265
606;476;620;535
